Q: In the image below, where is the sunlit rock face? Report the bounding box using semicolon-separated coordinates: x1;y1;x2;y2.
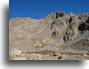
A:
9;11;89;60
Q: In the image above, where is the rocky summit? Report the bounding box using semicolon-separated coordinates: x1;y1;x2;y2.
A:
9;11;89;60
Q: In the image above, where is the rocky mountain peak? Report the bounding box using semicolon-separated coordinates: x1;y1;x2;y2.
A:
45;11;65;20
9;11;89;60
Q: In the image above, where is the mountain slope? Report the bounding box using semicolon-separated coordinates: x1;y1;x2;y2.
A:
9;11;89;60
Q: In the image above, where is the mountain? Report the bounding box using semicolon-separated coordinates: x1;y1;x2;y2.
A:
9;11;89;60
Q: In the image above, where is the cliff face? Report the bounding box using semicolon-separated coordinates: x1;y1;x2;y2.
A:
9;11;89;60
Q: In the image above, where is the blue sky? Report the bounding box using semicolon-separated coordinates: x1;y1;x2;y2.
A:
9;0;89;19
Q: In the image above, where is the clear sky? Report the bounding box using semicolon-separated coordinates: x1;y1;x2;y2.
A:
9;0;89;19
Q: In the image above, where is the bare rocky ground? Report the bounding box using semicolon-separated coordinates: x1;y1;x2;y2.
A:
9;11;89;60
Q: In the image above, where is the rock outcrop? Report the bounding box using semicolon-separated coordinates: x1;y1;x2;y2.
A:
9;11;89;60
